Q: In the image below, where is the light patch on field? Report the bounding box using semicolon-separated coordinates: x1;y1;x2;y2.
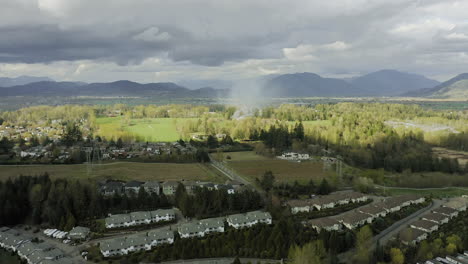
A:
96;117;196;142
225;151;325;184
432;147;468;167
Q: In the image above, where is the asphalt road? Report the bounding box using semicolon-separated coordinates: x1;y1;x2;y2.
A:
374;199;442;245
337;199;441;262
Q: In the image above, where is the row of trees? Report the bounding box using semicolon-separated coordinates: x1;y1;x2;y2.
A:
174;184;263;218
0;175;265;231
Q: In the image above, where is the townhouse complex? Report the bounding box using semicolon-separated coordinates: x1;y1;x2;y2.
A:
400;197;468;246
100;210;272;258
105;209;176;229
99;179;243;196
304;195;425;232
0;227;75;264
286;191;369;214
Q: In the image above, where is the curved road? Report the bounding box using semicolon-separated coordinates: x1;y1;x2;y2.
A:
338;199;441;261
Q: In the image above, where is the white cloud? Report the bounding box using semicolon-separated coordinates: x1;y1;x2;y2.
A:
133;27;171;43
445;32;468;40
390;18;456;38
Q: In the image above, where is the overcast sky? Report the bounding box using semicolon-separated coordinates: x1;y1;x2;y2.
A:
0;0;467;84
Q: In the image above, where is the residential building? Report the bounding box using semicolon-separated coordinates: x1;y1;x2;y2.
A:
67;226;90;241
178;222;205;238
227;211;272;229
306;218;342;232
399;227;428;245
337;211;374;229
100;181;124;196
105;214;132;229
124;181;143;194
150;209;176;222
130;211;152;225
125;235;151;253
432;207;459;219
411;219;439;233
148;229;174;247
287;200;312;214
162;181;180;196
100;239;127;257
142;181;160;195
422;213;449;225
200;217;225;234
358;203;388;218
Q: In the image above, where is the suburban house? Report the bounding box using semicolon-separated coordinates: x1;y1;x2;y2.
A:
337;210;374;229
142;181;160;194
124;181;143;194
148;229;174;247
105;214;132;229
162;181;180;196
358;203;388;218
178;222;205;238
422;213;449;225
410;219;439;233
432;206;459;219
200;217;225;234
215;184;236;194
67;226;90;241
399;227;428;245
306;218;342;232
100;181;124;196
183;181;199;195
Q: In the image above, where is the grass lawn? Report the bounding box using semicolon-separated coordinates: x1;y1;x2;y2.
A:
225;151;325;184
379;187;468;198
96;117;196;142
0;162;226;183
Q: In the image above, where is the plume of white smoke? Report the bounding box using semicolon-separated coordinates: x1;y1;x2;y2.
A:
228;78;271;119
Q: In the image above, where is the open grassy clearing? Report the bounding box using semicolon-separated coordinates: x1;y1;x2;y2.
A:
224;151;325;184
0;162;226;183
96;117;196;142
432;147;468;168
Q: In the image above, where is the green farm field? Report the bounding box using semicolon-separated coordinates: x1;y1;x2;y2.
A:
0;162;226;183
96;117;196;142
224;151;325;184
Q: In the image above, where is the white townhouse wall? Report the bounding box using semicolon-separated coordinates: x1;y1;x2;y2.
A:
227;211;272;229
178;223;205;238
105;214;132;228
129;211;152;226
150;209;176;223
148;229;174;247
200;218;225;234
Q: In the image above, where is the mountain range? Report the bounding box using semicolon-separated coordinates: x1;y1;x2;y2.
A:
0;76;53;87
263;70;441;97
0;80;227;98
0;71;466;99
403;73;468;99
